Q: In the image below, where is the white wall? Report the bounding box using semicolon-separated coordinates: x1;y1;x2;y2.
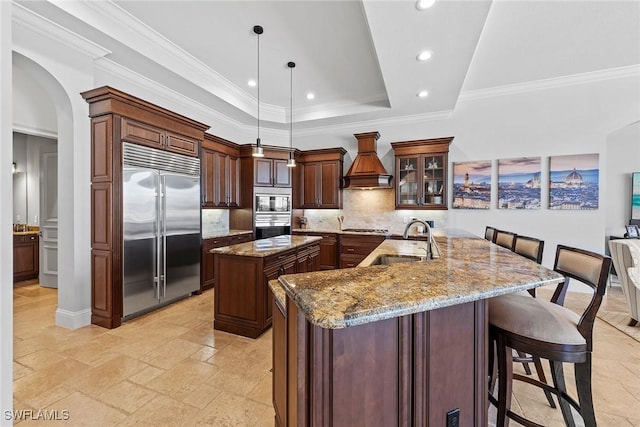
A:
605;121;640;239
12;61;57;137
294;74;640;268
0;1;12;423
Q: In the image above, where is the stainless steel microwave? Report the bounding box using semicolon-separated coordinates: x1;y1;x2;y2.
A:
255;194;291;213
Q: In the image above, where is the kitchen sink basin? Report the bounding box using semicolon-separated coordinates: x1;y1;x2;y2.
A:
370;254;424;265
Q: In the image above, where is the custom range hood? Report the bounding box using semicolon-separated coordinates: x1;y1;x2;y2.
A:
343;132;392;189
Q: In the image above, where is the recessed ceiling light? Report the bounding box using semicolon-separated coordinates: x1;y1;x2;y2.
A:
417;90;429;98
306;92;315;100
416;0;436;10
416;51;432;61
248;79;257;87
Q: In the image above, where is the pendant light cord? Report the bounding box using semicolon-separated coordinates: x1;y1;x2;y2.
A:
257;31;260;142
289;64;293;149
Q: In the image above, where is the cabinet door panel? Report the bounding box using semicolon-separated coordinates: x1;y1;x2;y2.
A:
166;132;198;157
302;163;320;207
320;161;341;207
274;159;292;187
228;156;240;207
255;159;273;186
121;118;163;149
214;152;229;207
201;149;215;207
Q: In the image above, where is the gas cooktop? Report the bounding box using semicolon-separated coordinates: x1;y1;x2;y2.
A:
341;228;389;233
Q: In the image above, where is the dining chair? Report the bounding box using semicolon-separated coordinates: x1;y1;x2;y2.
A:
485;226;498;242
489;244;612;427
494;230;517;251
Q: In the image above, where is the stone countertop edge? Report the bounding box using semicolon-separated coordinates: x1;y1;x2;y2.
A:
211;235;323;257
274;231;565;329
202;229;253;239
13;231;40;236
292;227;432;238
269;279;287;309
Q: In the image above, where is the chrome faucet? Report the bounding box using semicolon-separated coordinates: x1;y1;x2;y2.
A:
403;219;434;259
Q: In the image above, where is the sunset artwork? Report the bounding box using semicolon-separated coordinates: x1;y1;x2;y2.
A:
549;153;599;210
498;157;541;210
452;161;491;209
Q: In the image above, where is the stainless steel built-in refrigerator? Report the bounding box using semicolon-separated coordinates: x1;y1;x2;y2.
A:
122;143;201;320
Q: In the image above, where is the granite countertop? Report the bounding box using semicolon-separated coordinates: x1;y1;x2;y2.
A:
211;235;322;257
274;229;564;329
292;228;428;238
13;231;40;236
202;229;253;239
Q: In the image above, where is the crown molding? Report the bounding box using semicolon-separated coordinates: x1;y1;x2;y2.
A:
12;123;58;140
460;65;640;101
94;58;244;130
12;3;111;59
294;110;452;137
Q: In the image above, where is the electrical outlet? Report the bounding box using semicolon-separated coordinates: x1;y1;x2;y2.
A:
446;408;460;427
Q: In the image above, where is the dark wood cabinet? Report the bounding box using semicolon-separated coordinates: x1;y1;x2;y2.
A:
200;233;254;293
83;86;209;328
299;148;346;209
121;117;199;157
391;137;453;210
201;134;241;208
293;231;338;270
254;158;291;187
273;296;487;427
13;234;39;282
214;240;320;338
340;234;385;268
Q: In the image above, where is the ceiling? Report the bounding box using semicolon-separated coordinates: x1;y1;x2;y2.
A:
15;1;640;131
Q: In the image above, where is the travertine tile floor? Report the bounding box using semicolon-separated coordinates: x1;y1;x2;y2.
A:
11;281;640;426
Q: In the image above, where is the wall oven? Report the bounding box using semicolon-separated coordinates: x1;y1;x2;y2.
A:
255;189;292;239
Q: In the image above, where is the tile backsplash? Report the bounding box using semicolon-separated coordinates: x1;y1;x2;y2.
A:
295;189;448;235
202;209;229;237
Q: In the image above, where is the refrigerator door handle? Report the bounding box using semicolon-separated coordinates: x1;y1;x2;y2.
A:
162;175;168;299
156;176;162;301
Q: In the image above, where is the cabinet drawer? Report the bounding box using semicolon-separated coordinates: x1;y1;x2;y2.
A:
265;251;297;271
340;254;365;269
340;235;385;255
228;233;253;245
121;118;163;148
14;234;38;244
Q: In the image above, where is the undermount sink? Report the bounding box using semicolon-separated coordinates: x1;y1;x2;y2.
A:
370;254;424;265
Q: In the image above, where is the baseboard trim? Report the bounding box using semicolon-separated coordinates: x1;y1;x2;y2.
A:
55;308;91;329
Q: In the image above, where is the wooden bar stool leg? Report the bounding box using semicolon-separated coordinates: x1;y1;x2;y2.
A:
517;351;533;375
550;361;576;427
575;354;597;427
488;338;497;396
496;335;513;427
532;357;556;408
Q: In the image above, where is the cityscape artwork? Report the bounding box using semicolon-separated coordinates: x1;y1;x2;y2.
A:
452;161;491;209
549;153;599;210
498;157;541;209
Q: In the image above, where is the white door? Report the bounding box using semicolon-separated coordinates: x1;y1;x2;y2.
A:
39;152;58;288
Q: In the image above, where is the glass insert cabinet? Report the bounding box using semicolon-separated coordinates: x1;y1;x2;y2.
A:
391;137;453;210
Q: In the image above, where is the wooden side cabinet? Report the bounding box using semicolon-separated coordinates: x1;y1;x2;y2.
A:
299;148;346;209
391;137;453;210
13;234;39;282
82;86;209;329
201;233;254;292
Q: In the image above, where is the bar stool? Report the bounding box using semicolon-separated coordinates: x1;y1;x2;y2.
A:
494;230;517;251
485;226;498;242
514;235;545;296
489;245;612;427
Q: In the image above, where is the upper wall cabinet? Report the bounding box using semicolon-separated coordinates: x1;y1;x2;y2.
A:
201;134;240;208
254;158;291;187
390;137;453;210
121;117;199;157
299;148;346;209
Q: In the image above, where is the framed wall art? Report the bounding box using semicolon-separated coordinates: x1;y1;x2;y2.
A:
497;157;541;209
549;153;599;210
452;161;491;209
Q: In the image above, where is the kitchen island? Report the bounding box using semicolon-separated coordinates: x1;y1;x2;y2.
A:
269;229;564;427
212;235;322;338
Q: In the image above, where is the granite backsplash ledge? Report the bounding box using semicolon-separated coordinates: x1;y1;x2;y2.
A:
293;188;449;235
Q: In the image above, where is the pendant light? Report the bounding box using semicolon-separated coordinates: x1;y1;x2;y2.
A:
252;25;265;157
286;61;296;167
